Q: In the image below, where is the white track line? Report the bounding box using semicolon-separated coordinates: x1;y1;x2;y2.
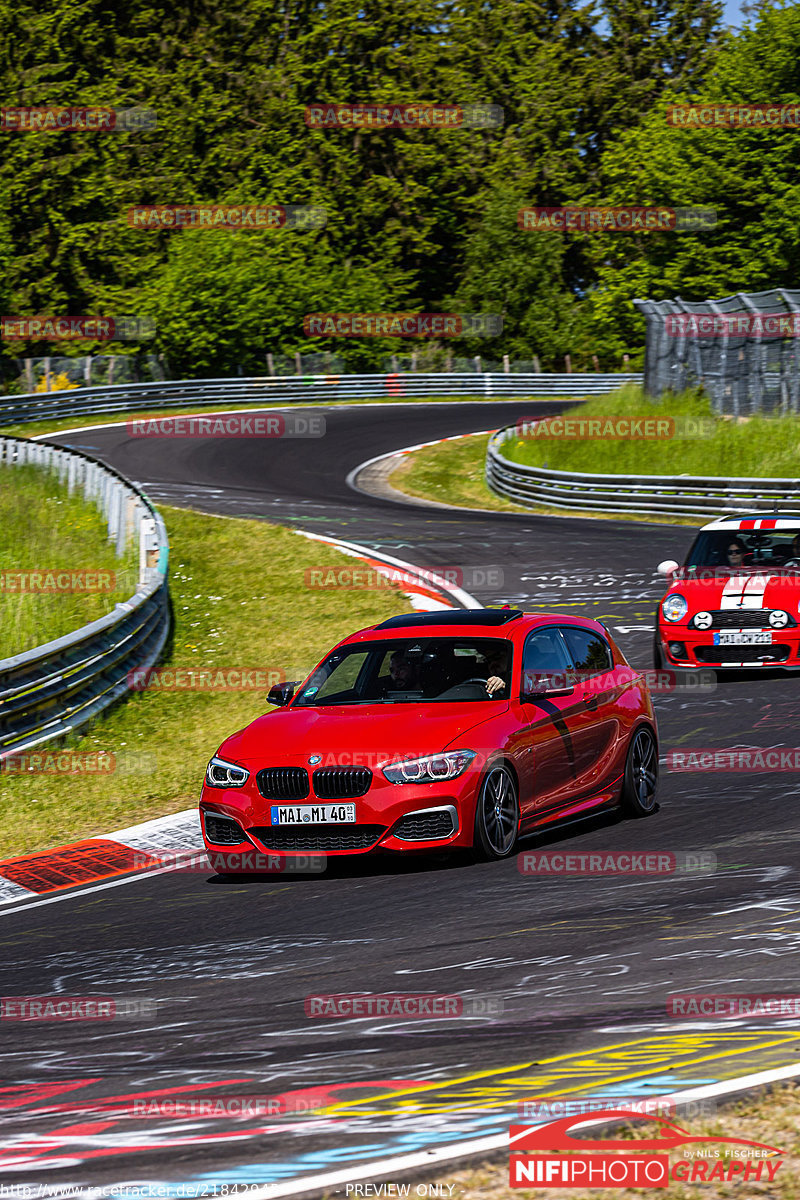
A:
0;860;205;917
295;531;482;610
232;1060;800;1199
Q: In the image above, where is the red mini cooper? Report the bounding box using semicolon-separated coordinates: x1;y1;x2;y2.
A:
655;513;800;670
200;609;658;865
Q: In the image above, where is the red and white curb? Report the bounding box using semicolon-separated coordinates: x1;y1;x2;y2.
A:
0;808;203;905
0;539;478;904
295;530;481;611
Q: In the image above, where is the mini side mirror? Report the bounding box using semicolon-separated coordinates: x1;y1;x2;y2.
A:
657;559;680;576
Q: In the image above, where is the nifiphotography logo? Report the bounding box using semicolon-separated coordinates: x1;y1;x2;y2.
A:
509;1109;784;1187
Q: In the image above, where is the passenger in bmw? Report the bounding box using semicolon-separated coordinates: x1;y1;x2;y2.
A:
383;650;421;692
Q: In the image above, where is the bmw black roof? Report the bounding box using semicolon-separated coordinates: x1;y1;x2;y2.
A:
375;609;523;630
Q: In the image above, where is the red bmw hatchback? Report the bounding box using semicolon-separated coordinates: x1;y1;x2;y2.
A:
200;609;658;865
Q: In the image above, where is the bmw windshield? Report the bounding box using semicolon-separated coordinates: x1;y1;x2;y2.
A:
294;638;512;706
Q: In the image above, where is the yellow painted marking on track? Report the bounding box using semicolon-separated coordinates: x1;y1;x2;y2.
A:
317;1032;800;1118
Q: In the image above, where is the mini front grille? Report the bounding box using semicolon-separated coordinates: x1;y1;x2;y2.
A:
204;813;248;845
692;610;796;629
312;767;372;798
694;644;791;664
256;767;309;800
392;810;455;841
249;824;386;852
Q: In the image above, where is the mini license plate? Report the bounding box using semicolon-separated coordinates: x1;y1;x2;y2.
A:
714;631;773;646
270;803;356;825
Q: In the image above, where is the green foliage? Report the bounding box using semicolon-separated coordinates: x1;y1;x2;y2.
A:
584;2;800;357
0;0;772;374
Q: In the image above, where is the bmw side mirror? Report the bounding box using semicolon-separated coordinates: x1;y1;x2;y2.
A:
521;672;575;700
657;560;680;576
267;681;297;707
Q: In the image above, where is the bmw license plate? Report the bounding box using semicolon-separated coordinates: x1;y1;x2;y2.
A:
714;631;773;646
270;803;356;825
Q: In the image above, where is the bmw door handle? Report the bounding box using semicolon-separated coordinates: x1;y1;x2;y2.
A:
583;694;598;710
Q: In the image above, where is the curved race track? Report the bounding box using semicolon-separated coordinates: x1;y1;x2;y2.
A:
3;401;800;1195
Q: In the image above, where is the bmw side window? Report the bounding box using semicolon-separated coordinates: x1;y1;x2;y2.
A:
521;628;572;693
561;628;613;680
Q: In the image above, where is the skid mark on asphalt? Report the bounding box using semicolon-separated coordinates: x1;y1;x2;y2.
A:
176;1032;800;1187
6;1033;800;1189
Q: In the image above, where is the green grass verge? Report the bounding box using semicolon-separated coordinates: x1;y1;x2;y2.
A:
388;432;706;526
0;462;139;656
0;507;412;858
0;393;586;439
389;434;531;513
502;384;800;478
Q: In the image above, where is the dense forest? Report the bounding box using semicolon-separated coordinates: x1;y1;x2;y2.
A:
1;0;798;375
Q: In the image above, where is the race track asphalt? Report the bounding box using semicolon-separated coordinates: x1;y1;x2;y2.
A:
3;401;800;1194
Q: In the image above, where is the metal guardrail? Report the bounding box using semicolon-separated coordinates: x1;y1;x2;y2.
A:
0;438;170;758
635;289;800;416
0;373;634;755
0;372;643;426
486;426;800;519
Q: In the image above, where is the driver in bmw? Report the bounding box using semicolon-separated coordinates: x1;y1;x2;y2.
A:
482;648;507;696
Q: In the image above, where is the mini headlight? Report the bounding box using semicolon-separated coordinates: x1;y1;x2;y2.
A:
205;756;250;788
381;749;476;785
662;593;688;623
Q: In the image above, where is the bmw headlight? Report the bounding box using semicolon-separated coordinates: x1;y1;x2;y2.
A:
662;594;688;623
381;749;476;785
205;756;250;788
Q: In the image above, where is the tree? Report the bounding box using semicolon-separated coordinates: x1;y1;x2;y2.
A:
582;1;800;358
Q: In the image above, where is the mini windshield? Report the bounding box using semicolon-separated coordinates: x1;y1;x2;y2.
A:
293;638;513;706
683;527;800;574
